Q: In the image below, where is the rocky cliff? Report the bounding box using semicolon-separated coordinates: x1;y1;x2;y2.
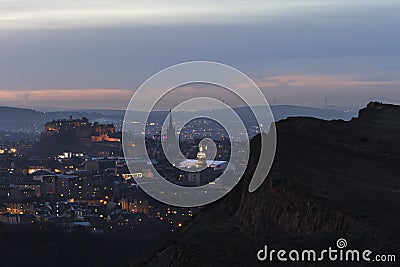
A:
136;102;400;267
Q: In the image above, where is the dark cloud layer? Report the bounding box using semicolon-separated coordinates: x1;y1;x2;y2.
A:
0;3;399;110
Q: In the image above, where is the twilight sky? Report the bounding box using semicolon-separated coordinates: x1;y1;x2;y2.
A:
0;0;399;110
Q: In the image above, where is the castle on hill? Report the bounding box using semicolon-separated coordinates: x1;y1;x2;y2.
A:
44;116;119;143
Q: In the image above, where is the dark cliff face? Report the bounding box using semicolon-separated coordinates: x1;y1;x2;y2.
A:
141;102;400;267
235;102;400;243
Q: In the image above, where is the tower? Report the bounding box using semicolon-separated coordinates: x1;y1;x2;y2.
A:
166;110;178;147
196;144;208;169
165;110;179;164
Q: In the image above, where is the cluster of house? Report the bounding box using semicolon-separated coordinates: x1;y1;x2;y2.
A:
0;198;149;231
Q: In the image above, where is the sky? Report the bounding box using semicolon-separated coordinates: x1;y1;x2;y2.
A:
0;0;399;111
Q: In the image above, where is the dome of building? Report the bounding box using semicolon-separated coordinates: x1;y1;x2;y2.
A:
196;144;208;169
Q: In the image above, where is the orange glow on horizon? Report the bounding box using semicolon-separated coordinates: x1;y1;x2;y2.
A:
0;88;132;102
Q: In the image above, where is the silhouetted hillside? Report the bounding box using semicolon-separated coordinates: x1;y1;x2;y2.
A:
136;102;400;266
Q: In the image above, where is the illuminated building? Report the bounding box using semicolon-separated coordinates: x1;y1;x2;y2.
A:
195;144;208;169
44;116;118;143
177;144;232;186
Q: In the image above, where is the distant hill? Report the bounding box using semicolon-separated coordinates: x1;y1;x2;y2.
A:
0;106;122;134
270;105;355;121
0;105;356;136
0;106;44;121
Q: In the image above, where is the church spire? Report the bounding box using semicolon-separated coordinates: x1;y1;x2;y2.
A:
165;109;179;164
169;109;173;131
166;109;176;143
